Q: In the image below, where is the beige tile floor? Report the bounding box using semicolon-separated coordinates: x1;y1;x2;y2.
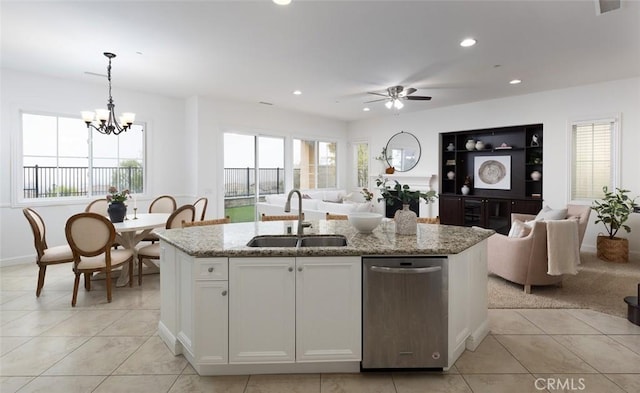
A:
2;263;640;393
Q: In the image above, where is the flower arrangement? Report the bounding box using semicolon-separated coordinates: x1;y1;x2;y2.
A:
106;186;130;204
375;176;437;205
361;188;374;202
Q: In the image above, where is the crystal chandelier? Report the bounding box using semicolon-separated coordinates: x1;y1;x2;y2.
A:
81;52;136;135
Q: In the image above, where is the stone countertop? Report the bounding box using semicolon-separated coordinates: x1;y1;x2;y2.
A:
156;219;494;258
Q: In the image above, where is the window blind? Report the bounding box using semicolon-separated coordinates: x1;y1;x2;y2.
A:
572;121;613;200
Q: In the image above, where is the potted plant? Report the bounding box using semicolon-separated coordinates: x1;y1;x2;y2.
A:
376;177;437;205
376;177;437;235
374;147;394;174
106;186;130;223
592;186;638;263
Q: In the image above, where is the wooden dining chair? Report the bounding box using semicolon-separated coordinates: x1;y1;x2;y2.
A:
23;208;75;297
85;198;109;216
193;197;208;221
149;195;177;214
143;195;178;243
417;216;440;224
182;216;230;227
325;213;348;220
65;212;134;306
137;204;195;285
261;213;304;221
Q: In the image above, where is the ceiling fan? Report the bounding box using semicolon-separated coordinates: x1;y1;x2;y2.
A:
365;85;432;109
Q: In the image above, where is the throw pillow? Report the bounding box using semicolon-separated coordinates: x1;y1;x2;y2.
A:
534;205;568;221
508;219;531;238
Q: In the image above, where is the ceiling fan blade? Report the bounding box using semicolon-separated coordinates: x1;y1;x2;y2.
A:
405;96;432;101
401;87;417;97
367;92;389;97
364;98;389;104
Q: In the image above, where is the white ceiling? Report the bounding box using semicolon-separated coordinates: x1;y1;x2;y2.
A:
2;0;639;122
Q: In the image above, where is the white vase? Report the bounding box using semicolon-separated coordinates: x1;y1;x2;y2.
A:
461;185;470;195
465;139;475;151
447;171;455;180
446;143;455;152
530;170;541;181
475;140;485;150
394;204;417;235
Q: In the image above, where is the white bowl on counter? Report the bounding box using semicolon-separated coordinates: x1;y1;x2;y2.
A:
348;212;383;234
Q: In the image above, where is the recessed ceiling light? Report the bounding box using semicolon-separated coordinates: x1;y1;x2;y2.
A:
293;90;302;95
509;79;522;85
273;0;291;5
460;38;477;47
363;107;370;112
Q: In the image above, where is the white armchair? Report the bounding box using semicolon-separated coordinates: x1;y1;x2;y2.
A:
487;204;591;293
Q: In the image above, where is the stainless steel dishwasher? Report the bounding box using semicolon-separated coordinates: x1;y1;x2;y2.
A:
362;257;448;369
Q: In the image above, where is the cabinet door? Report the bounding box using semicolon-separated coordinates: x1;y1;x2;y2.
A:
229;257;296;363
484;199;511;235
296;257;361;362
195;280;228;364
511;199;542;215
439;196;463;225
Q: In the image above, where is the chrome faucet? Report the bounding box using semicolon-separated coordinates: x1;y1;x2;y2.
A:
284;189;305;236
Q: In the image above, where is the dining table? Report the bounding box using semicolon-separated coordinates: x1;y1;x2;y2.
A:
111;212;170;287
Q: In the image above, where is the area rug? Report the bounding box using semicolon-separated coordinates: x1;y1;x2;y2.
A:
488;252;640;318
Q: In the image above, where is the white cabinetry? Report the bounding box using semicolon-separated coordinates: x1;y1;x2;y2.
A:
296;257;361;362
158;243;229;366
229;257;296;363
228;256;361;364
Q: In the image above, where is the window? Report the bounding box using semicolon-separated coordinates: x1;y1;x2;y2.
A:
570;117;619;200
21;112;145;200
293;138;336;189
352;142;369;188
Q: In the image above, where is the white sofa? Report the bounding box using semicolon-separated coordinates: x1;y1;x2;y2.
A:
256;189;377;220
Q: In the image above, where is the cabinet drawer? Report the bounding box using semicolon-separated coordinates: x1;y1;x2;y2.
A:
195;258;228;280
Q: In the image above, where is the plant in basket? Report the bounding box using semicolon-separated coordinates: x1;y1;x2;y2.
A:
592;186;638;263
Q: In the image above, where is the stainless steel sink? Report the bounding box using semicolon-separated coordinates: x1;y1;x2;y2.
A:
299;235;347;247
246;235;347;248
246;235;299;247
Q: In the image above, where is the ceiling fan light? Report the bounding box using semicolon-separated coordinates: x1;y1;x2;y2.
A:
460;38;477;47
393;99;404;109
385;100;393;109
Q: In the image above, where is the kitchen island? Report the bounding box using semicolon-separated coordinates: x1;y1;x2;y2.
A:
157;219;493;375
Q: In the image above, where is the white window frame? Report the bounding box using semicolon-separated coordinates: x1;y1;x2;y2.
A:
351;140;369;190
568;114;620;204
293;137;338;190
12;109;146;207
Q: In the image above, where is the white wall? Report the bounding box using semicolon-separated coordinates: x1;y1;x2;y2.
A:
1;69;188;266
348;77;640;256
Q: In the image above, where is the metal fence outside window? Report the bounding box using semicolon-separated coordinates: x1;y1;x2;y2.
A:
23;165;144;199
224;167;285;197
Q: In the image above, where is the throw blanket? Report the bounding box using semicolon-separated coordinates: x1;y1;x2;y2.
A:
546;219;581;275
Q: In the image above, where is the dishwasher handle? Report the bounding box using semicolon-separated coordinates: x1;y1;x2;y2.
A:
370;265;441;274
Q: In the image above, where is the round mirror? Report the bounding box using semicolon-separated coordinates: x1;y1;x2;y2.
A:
385;131;421;172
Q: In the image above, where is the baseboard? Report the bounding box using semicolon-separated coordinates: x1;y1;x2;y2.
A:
0;255;33;268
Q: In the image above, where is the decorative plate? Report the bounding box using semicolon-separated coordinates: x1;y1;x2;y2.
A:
478;160;506;184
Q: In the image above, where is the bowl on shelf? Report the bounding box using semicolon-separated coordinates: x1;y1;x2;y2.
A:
348;212;383;234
